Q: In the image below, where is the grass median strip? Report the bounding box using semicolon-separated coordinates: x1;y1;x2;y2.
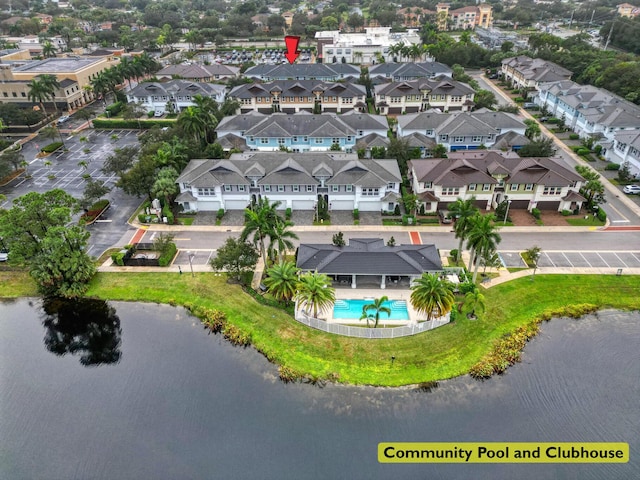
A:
3;272;639;386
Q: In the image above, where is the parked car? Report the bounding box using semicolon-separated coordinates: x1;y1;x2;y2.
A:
57;115;70;125
523;102;537;109
154;111;163;117
0;250;8;262
623;185;640;194
438;210;453;224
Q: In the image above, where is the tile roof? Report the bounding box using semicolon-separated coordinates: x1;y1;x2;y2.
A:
244;63;360;80
297;238;443;275
369;62;452;79
128;80;225;98
229;79;365;99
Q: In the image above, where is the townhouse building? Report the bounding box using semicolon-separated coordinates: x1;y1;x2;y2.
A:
126;80;226;115
373;77;475;115
175;152;402;213
435;3;493;30
216;111;388;153
368;62;452;81
156;63;240;82
408;150;585;213
397;111;528;155
536;80;640;175
243;63;360;81
228;80;367;114
501;56;572;91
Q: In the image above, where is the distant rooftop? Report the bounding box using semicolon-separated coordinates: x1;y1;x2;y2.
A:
12;57;102;73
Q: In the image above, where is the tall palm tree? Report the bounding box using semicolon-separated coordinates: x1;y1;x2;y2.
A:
27;76;57;115
295;271;335;319
466;213;502;283
38;74;61;112
241;197;281;267
448;196;478;263
42;41;57;58
151;167;179;207
360;296;391;328
263;261;299;305
410;273;455;322
268;217;298;263
176;106;210;144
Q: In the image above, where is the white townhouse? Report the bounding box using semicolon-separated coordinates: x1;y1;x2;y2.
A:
408;150;586;214
243;63;360;81
501;56;572;91
369;62;452;81
175;152;402;213
374;77;475;114
126;80;226;115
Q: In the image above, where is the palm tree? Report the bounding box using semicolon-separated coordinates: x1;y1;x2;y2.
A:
42;41;57;58
448;197;478;263
151;167;179;207
295;271;335;319
360;296;391;328
461;290;486;320
241;197;281;267
177;105;217;145
268;217;298;263
466;213;502;283
410;273;455;322
38;75;61;112
27;76;58;115
263;261;299;305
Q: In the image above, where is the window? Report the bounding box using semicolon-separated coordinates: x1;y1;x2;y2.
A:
248;136;254;142
292;185;299;192
482;184;491;191
197;188;215;196
543;186;562;195
510;184;519;191
441;187;460;196
12;92;16;97
238;185;245;192
347;136;352;141
472;136;482;142
525;184;533;191
423;182;432;189
2;93;7;97
260;138;269;144
224;185;231;192
257;97;262;103
453;136;464;143
278;138;286;145
468;184;476;191
303;136;308;142
293;136;298;142
264;185;271;192
451;95;462;102
277;185;285;192
315;138;323;144
387;182;395;189
332;137;340;144
346;185;353;192
306;185;313;192
361;188;379;196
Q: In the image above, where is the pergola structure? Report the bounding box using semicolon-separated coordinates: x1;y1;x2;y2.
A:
296;238;443;289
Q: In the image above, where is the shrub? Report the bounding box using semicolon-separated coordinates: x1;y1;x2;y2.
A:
394;204;400;215
605;163;621;171
217;208;225;220
402;214;416;226
596;207;606;222
353;208;359;220
450;249;459;260
513;97;525;103
200;308;227;333
285;207;291;220
147;111;154;118
531;208;541;220
222;323;251;347
162;205;174;224
111;251;125;266
138;213;151;223
576;147;591;156
594;145;602;155
569;133;579;140
561;209;573;216
157;242;177;267
41;142;63;153
92;118;175;129
278;365;303;383
105;101;123;117
546;117;561;124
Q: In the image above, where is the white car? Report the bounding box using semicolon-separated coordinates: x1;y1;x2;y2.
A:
57;115;70;125
623;184;640;194
0;251;8;262
154;111;163;117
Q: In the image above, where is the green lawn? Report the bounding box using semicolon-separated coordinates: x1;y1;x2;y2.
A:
566;216;605;226
3;271;639;386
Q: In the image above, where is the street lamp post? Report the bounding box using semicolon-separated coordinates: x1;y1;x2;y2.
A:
503;199;512;225
187;251;195;277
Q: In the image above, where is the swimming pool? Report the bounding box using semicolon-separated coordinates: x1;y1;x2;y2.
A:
333;299;410;320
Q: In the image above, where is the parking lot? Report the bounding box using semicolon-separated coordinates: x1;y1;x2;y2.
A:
500;250;640;269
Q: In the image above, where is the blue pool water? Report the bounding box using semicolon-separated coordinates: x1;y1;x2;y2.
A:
333;299;409;320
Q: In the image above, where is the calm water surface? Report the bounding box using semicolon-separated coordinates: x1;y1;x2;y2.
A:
1;298;638;480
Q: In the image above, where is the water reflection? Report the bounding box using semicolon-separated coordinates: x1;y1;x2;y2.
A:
41;297;122;366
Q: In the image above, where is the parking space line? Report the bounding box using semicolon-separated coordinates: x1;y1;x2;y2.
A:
632;252;640;264
595;252;610;267
613;253;629;268
561;252;573;267
578;252;591;267
544;252;555;267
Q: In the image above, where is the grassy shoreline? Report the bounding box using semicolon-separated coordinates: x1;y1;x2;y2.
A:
1;271;639;386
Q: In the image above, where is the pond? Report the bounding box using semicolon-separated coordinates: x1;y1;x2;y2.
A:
0;298;638;479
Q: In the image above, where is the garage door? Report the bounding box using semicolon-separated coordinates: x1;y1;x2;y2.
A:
509;200;529;209
329;199;355;211
537;201;560;210
357;201;380;212
197;200;221;211
225;199;250;210
292;199;315;210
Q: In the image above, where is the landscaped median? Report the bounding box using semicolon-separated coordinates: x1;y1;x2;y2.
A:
1;271;639;386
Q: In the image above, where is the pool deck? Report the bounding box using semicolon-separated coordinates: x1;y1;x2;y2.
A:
330;287;421;326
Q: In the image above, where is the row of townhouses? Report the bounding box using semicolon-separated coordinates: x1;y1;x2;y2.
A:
216;111;388;153
175;152;402;213
368;62;453;81
535;80;640;175
409;150;586;213
243;63;360;82
126;80;226;115
501;55;572;90
373;77;475;114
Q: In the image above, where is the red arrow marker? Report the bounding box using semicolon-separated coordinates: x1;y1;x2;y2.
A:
284;35;300;64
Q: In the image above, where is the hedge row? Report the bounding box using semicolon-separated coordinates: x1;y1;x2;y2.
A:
157;242;177;267
41;142;63;153
92;118;176;129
